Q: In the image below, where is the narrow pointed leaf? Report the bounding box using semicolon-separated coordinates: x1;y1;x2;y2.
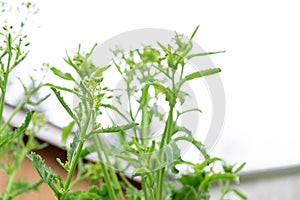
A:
0;111;34;147
177;68;221;89
61;121;75;146
51;87;74;118
50;67;75;81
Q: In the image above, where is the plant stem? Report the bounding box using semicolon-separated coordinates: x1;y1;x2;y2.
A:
92;134;117;200
63;139;84;192
142;179;150;200
0;73;8;125
141;86;150;146
2;129;35;200
2;148;26;200
156;107;174;200
96;133;125;200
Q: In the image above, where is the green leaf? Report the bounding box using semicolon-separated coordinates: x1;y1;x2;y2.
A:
171;185;198;200
89;122;138;136
177;173;201;187
0;111;34;147
50;67;75;81
234;162;246;174
177;68;221;89
27;153;63;198
132;167;151;177
79;144;96;158
10;179;42;199
150;82;176;106
91;65;110;79
64;185;110;200
187;51;225;60
61;121;75;146
199;173;239;193
173;125;192;136
51;87;74;118
65;133;80;172
174;136;210;162
190;25;200;40
229;188;247;200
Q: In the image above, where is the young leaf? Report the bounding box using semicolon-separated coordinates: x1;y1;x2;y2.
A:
187;51;225;60
50;67;75;81
234;162;246;174
67;133;80;171
199;173;239;194
9;179;43;199
27;153;62;198
177;68;221;89
190;25;200;40
91;65;110;78
150;82;176;106
89;122;138;136
79;144;96;158
51;87;74;118
228;188;248;200
173;125;192;136
174;136;210;162
61;121;75;146
0;111;34;147
171;185;198;200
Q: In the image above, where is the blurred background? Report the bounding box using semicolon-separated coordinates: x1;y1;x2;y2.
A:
3;0;300;199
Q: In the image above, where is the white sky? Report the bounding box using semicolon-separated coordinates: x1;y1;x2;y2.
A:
5;0;300;172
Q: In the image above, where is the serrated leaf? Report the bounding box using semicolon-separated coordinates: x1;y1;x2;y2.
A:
174;136;210;162
67;133;80;171
89;122;138;136
50;67;75;81
61;121;75;146
27;153;62;198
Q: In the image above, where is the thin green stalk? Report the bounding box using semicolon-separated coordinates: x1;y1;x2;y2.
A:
141;86;150;146
2;147;27;200
96;132;125;200
62;106;92;198
156;107;174;200
0;74;8;125
69;173;90;189
63;139;84;193
142;179;150;200
2;128;35;200
146;177;155;200
0;95;29;131
92;134;117;200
